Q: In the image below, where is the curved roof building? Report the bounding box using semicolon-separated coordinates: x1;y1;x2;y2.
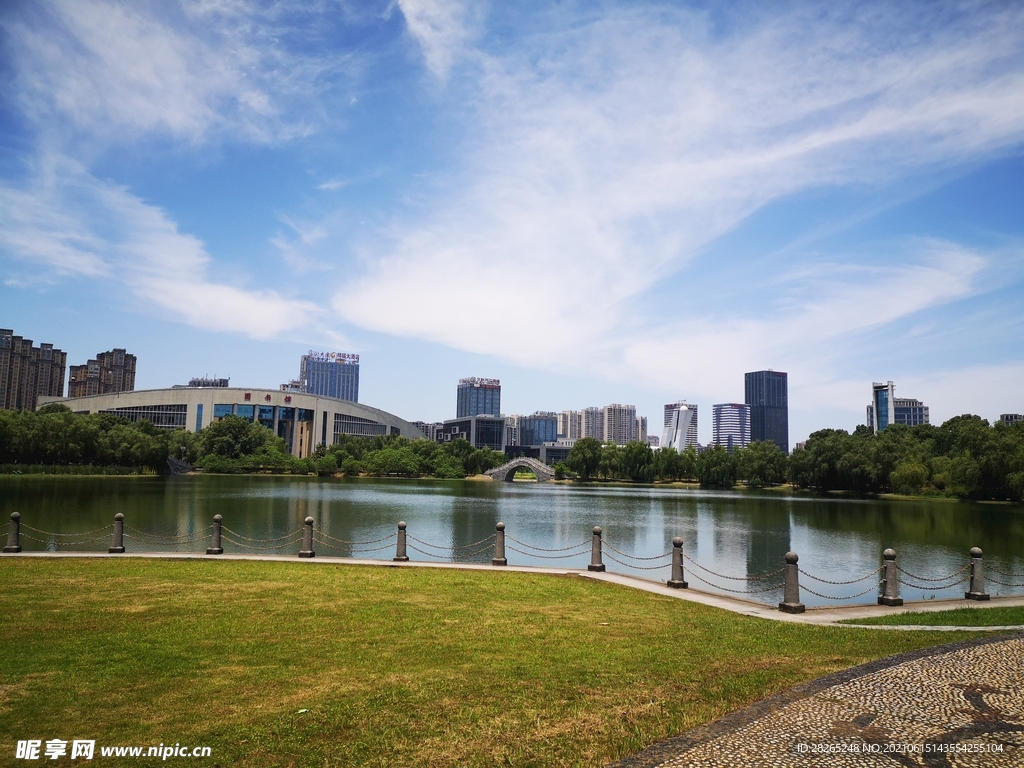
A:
39;387;424;459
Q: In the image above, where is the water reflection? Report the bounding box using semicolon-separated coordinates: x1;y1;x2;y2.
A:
2;475;1023;607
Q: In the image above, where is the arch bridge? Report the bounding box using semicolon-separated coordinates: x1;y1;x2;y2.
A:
485;457;555;482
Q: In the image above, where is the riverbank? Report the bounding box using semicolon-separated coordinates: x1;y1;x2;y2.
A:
0;558;984;767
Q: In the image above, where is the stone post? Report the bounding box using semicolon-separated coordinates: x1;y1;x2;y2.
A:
778;551;805;613
109;513;125;554
965;547;990;601
206;514;223;555
878;548;903;606
492;522;507;566
3;512;21;553
588;526;606;572
667;536;687;588
393;521;409;562
298;516;315;558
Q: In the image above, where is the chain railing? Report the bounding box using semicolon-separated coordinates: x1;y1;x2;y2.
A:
4;513;1019;610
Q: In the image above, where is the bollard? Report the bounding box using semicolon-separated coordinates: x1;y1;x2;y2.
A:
393;521;409;562
778;551;805;613
109;513;125;554
667;536;687;588
207;514;223;555
492;522;507;566
965;547;990;601
299;516;315;558
878;548;903;606
3;512;21;553
588;526;606;572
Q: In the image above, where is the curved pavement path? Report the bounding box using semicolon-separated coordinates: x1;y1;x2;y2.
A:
610;634;1024;767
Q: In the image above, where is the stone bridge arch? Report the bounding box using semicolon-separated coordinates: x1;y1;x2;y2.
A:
485;457;555;482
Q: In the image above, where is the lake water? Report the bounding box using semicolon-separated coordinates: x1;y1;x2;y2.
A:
3;475;1023;608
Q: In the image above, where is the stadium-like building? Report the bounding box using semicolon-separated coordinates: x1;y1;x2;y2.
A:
38;387;424;459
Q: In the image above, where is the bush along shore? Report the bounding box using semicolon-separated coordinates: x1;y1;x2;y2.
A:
1;406;1022;500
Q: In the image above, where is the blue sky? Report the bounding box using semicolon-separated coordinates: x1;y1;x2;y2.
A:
2;0;1023;445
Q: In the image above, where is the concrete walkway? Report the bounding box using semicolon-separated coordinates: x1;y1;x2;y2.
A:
7;551;1024;628
609;634;1024;767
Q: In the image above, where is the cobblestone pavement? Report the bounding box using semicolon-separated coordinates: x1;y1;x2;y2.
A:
611;634;1024;768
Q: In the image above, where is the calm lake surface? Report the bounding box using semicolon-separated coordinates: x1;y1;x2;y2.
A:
3;475;1023;608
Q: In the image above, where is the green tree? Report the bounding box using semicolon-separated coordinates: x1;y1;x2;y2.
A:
619;440;653;482
696;445;737;489
736;441;788;488
566;437;601;481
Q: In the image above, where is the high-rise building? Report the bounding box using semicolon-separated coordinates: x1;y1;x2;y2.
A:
635;416;647;444
661;405;695;452
456;377;500;417
300;351;359;402
602;403;637;446
867;381;929;433
745;370;789;453
520;412;558;445
664;401;698;447
557;410;582;440
581;406;604;441
999;414;1022;426
412;421;444;441
712;403;751;452
68;348;137;399
0;329;67;411
504;415;521;446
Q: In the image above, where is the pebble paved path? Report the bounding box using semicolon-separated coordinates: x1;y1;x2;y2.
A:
611;634;1024;767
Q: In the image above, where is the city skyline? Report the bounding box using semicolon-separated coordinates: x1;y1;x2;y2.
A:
2;2;1023;445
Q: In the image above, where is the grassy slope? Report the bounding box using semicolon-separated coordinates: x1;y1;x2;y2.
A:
841;605;1024;627
0;559;986;767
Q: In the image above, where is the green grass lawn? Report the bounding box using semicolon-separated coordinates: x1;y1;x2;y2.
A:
0;559;991;767
840;605;1024;627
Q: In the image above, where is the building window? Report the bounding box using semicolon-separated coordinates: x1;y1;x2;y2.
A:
213;404;233;419
98;404;187;429
195;403;204;432
335;413;386;439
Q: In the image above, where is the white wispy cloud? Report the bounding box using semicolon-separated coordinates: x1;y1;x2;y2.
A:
335;4;1024;379
397;0;471;79
0;156;320;338
2;0;355;143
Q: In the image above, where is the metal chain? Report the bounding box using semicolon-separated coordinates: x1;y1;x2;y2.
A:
683;553;786;582
19;532;114;546
505;536;590;552
602;540;673;561
986;576;1024;587
986;565;1024;578
222;526;304;543
800;580;884;600
221;535;303;552
126;527;212;543
314;530;397;546
407;534;496;551
683;568;785;594
896;575;968;590
603;551;672;571
123;535;208;546
21;523;114;537
312;537;396;554
452;543;501;561
504;544;589;560
895;563;970;582
798;566;882;586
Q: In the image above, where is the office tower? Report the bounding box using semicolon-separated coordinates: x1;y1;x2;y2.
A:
661;405;694;452
558;410;582;439
745;370;789;453
300;351;359;402
635;416;647;444
867;381;929;433
68;348;137;398
712;403;751;451
504;414;520;446
581;406;604;441
664;401;698;447
519;412;558;445
0;329;67;411
456;377;500;417
601;403;637;446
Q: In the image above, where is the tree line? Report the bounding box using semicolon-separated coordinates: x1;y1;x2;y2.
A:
2;407;1022;500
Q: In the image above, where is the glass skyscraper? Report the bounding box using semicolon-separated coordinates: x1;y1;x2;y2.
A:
300;351;359;402
744;370;789;453
456;377;501;417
